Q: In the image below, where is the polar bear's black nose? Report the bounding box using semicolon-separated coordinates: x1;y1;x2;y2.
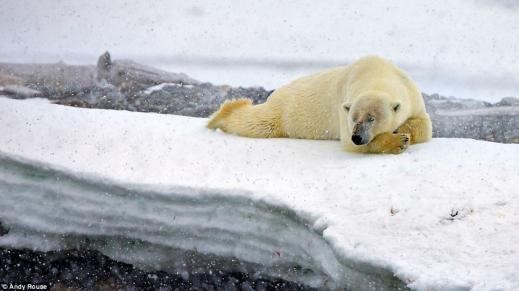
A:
352;134;364;145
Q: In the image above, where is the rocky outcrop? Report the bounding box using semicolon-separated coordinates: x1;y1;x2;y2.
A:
424;93;519;143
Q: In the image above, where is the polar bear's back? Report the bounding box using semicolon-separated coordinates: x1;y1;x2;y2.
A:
266;66;350;140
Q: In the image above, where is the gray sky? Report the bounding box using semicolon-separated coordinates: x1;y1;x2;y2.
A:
1;0;518;100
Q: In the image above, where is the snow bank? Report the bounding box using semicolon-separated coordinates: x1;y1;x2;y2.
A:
0;97;518;290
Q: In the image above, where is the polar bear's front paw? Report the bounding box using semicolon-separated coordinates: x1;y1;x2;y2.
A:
383;133;410;154
394;133;410;153
368;132;410;154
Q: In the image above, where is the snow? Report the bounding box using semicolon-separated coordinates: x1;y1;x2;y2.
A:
0;97;518;290
0;84;41;98
1;1;518;101
143;83;194;95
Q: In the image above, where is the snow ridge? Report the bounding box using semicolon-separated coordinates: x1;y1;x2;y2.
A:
0;155;404;289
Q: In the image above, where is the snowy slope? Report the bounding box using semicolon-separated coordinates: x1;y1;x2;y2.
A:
0;97;518;290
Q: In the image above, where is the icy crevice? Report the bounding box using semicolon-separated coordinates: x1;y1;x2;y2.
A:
0;156;406;290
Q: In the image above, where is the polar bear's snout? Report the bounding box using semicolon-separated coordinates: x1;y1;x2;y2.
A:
351;122;371;145
351;134;365;145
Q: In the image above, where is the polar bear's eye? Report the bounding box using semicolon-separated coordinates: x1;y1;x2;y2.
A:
343;105;350;111
367;116;375;122
393;104;400;112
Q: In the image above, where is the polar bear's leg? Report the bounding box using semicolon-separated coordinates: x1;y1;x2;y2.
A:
365;132;411;154
358;115;431;154
207;98;284;138
394;115;433;144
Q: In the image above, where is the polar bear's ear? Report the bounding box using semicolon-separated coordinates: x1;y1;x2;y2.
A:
392;103;400;112
343;103;351;112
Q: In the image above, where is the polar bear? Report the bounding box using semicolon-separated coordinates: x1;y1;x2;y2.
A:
207;56;432;154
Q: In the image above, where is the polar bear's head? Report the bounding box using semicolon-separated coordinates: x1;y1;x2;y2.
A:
341;91;404;145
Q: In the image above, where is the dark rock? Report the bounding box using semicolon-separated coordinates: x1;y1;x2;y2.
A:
95;51;199;94
0;62;97;99
495;96;519;107
122;82;272;117
423;93;519;143
0;221;8;236
0;248;317;291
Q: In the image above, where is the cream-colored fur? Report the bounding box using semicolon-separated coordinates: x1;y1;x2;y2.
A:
207;56;432;154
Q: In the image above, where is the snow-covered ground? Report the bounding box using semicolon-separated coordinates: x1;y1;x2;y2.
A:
0;97;518;290
1;0;519;101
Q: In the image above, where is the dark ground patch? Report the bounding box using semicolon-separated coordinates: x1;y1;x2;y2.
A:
0;248;318;291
